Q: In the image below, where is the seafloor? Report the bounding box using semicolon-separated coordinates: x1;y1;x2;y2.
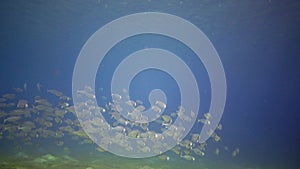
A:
0;143;263;169
0;154;247;169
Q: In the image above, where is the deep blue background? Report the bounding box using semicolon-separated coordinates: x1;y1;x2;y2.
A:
0;0;299;167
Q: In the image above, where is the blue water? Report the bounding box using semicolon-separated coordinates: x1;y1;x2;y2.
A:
0;0;300;169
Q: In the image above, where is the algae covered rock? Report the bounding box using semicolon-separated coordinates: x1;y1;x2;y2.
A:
33;154;58;163
139;165;154;169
